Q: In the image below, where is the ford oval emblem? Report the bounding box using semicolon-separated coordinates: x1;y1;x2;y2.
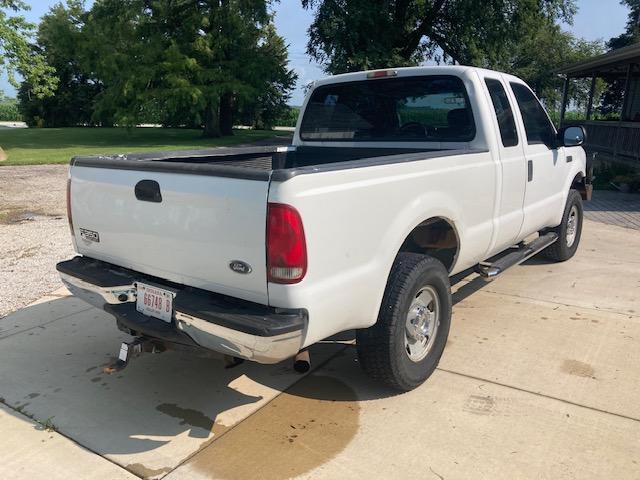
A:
229;260;252;274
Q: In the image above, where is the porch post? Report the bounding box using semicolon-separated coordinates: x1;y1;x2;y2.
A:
614;63;634;159
620;63;633;120
586;75;596;120
560;76;569;125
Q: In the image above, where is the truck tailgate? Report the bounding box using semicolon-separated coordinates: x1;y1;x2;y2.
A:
70;165;269;304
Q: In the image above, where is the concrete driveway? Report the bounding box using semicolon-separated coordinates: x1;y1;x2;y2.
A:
0;219;638;479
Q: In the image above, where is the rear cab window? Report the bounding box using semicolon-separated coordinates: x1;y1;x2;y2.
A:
510;82;557;148
300;75;476;142
485;78;519;147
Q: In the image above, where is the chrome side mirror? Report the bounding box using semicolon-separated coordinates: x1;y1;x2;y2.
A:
562;126;586;147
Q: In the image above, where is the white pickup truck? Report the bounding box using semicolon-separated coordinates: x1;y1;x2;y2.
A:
57;66;591;391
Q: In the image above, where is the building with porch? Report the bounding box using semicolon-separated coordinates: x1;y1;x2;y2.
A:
558;43;640;168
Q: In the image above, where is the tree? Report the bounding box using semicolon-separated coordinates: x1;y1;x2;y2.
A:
302;0;576;74
1;1;55;158
597;1;640;119
608;0;640;50
498;20;604;117
236;21;298;129
0;0;57;98
82;0;296;136
18;1;103;127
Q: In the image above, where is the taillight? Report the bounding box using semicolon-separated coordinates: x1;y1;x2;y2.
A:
267;203;307;284
66;178;74;236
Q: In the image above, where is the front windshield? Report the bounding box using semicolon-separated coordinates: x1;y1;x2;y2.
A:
299;75;475;142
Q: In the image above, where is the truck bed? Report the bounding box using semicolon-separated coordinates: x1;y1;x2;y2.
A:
70;145;458;181
68;143;484;305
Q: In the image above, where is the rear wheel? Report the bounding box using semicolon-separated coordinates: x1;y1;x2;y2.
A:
356;253;452;391
542;189;583;262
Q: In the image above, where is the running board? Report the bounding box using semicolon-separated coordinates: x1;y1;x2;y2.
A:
475;232;559;280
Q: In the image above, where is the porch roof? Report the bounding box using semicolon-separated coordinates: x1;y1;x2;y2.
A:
557;43;640;78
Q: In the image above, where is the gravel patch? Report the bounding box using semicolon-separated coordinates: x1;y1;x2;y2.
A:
0;165;72;317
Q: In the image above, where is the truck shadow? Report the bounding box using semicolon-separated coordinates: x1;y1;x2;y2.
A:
450;268;488;305
0;296;366;473
0;264;514;475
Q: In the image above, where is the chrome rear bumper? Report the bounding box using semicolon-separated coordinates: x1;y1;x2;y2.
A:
57;257;305;364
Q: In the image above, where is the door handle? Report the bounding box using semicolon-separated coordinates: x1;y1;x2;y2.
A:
135;180;162;203
527;160;533;182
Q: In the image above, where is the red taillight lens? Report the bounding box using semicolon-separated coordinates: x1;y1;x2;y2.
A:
267;203;307;284
367;69;398;79
66;178;74;236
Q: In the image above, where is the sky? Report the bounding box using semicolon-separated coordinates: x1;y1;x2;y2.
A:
0;0;632;105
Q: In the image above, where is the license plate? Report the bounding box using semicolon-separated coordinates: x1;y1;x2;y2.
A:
136;282;174;323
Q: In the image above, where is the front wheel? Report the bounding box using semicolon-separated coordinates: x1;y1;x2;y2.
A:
356;253;452;391
542;189;583;262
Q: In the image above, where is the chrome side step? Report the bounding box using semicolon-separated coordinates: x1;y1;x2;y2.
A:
475;232;559;280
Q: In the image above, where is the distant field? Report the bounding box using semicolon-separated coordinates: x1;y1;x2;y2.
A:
0;127;282;166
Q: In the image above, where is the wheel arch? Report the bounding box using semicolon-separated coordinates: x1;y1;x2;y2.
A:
395;216;461;273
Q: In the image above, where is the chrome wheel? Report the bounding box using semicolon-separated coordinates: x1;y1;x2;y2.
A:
566;205;579;247
404;286;440;362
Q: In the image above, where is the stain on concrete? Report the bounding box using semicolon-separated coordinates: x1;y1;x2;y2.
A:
85;366;97;373
126;463;171;479
185;375;359;480
464;395;495;415
90;377;101;383
26;393;40;399
561;359;596;379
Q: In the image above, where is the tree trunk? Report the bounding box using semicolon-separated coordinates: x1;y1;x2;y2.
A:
203;101;221;138
219;93;234;136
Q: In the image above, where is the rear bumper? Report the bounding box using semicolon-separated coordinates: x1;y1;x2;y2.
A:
56;256;306;364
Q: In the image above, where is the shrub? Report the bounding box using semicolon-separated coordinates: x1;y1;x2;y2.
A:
0;97;21;121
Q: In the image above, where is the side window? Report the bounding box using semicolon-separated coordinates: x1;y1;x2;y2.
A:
485;78;518;147
510;82;557;148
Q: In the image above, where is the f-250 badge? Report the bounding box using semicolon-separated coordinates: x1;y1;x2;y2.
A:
79;228;100;243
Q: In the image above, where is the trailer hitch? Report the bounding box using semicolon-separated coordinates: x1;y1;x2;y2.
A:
103;337;165;374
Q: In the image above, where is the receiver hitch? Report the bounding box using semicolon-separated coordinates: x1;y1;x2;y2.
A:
103;337;165;374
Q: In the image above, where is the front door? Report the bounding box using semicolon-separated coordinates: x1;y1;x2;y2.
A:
509;81;566;237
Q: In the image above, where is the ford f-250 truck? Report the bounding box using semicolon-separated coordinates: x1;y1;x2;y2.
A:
57;66;591;391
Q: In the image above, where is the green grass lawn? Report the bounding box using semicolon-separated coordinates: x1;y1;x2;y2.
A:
0;127;282;166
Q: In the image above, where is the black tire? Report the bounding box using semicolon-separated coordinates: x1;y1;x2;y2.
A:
356;253;452;391
542;189;583;262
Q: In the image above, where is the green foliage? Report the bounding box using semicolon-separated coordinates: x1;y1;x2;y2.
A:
301;1;605;121
597;1;640;119
236;21;298;129
82;0;297;136
0;0;57;99
592;161;639;191
0;91;20;121
272;105;300;127
301;0;577;74
495;20;605;114
16;0;296;134
18;1;103;127
607;0;640;50
0;127;281;165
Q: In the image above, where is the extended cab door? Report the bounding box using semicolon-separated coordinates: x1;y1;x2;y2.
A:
509;81;567;237
481;74;527;252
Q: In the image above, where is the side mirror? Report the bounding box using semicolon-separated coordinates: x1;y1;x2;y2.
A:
560;125;586;147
